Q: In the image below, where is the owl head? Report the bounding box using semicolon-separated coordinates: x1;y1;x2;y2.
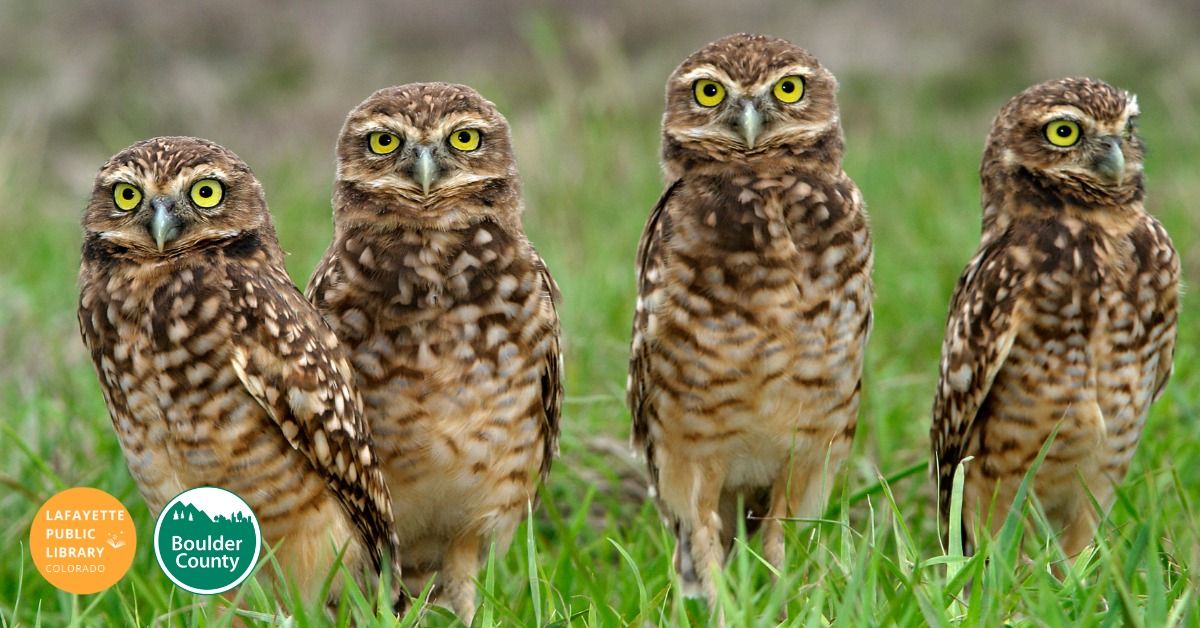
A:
983;77;1144;207
333;83;521;231
83;136;274;258
661;33;843;172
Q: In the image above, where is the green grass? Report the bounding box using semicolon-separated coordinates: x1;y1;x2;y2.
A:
1;39;1199;627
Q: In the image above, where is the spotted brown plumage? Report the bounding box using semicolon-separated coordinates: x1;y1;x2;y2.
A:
76;136;401;610
306;83;562;623
932;78;1179;558
627;34;873;605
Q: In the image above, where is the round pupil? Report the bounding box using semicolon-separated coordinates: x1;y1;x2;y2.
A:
378;134;392;146
781;81;795;93
1056;125;1072;137
703;84;718;97
198;185;212;198
459;132;470;143
121;188;135;200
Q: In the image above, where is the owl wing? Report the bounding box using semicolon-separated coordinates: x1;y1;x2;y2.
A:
534;253;563;481
226;263;401;583
77;260;141;465
931;235;1030;521
628;180;681;485
1144;219;1180;403
304;248;339;307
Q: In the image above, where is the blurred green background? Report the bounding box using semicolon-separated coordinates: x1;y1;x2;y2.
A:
1;0;1198;624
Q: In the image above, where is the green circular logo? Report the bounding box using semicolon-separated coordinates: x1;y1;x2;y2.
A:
153;487;261;594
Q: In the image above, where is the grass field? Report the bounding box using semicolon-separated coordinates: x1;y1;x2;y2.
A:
1;5;1199;626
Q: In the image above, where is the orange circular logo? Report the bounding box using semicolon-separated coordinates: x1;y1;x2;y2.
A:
30;487;136;594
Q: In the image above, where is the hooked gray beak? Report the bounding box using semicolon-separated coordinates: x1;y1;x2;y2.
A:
739;101;763;149
149;197;182;252
1094;137;1125;184
414;145;438;195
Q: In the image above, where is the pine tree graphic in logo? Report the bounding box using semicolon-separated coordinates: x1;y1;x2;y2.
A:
153;487;261;594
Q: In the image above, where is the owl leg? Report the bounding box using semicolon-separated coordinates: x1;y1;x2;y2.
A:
1055;461;1118;562
1035;490;1096;582
398;530;448;604
658;452;727;607
685;512;725;607
1057;510;1098;565
401;563;438;604
1051;482;1103;563
759;454;830;580
770;427;853;558
966;470;1006;548
761;484;791;576
257;498;365;609
442;531;482;624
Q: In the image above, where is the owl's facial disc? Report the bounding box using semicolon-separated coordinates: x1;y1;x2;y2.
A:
1033;106;1136;187
98;169;235;253
86;138;260;259
674;64;818;155
352;114;492;202
335;85;520;229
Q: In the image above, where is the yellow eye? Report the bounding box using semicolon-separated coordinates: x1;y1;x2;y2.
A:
693;80;726;107
448;128;481;152
772;76;805;103
112;183;142;211
1045;120;1081;147
368;131;401;155
189;179;224;208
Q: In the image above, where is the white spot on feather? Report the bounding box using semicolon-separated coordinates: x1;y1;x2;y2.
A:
948;364;972;392
312;430;331;465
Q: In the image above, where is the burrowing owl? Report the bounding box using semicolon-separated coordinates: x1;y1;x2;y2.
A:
628;34;873;603
306;83;562;622
932;78;1179;558
77;137;401;608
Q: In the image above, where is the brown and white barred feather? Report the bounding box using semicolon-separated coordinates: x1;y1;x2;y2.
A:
77;137;401;610
931;78;1179;558
630;167;872;593
307;220;561;615
307;83;562;623
628;34;873;606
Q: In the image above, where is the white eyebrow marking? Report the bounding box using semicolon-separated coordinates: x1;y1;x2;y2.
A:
349;112;493;145
679;67;735;86
179;165;229;181
744;64;815;93
433;113;492;137
1038;106;1086;125
99;164;231;200
678;64;817;95
100;165;143;187
349;116;420;139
